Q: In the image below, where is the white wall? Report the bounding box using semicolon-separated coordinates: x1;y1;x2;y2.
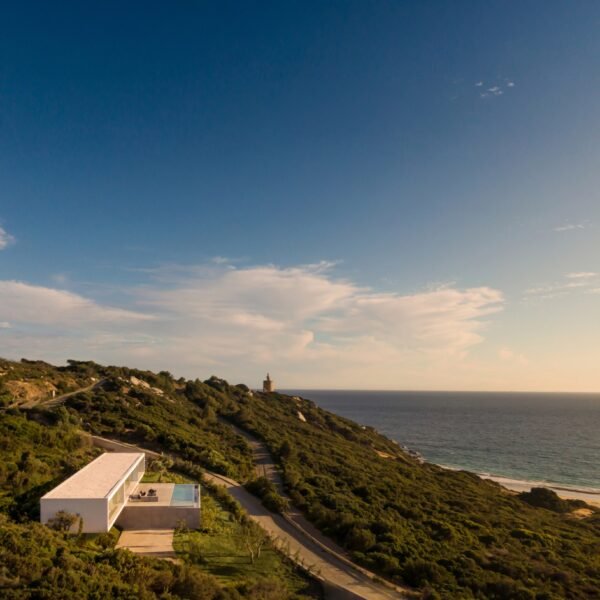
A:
40;497;108;533
40;453;146;533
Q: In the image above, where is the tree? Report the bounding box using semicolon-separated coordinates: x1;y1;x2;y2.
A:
239;521;269;564
200;496;220;534
149;456;173;482
47;510;79;533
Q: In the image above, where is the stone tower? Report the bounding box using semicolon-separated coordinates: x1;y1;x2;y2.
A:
262;373;274;393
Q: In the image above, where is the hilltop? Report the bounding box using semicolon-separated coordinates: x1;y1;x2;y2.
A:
1;358;599;599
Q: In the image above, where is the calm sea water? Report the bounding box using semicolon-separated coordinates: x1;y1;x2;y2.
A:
283;390;600;491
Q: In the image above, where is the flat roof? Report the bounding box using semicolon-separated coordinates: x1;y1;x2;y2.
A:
42;452;144;500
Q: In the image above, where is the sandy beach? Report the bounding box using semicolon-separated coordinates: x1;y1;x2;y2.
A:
437;463;600;508
480;474;600;508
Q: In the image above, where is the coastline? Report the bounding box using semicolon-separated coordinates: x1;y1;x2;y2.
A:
439;464;600;508
481;473;600;508
291;389;600;509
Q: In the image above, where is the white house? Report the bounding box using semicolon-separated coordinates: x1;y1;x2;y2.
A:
41;452;145;533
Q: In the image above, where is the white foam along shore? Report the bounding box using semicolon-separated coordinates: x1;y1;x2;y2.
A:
438;464;600;507
481;474;600;507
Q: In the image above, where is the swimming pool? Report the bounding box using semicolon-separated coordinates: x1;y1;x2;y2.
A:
171;484;198;507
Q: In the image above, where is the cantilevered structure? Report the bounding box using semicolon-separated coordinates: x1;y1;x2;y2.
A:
41;452;145;533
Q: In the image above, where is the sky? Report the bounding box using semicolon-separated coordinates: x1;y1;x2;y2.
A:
1;1;599;391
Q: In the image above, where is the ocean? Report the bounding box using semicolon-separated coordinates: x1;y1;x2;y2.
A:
283;390;600;493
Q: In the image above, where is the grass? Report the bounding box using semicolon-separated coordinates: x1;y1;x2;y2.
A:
174;492;316;596
141;471;194;484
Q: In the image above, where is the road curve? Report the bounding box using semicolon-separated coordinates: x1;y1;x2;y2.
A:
204;469;408;600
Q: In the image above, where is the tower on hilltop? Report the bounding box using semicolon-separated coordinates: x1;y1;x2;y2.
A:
263;373;275;393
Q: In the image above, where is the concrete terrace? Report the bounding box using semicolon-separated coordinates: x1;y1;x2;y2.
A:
118;483;200;530
129;483;176;506
127;483;199;507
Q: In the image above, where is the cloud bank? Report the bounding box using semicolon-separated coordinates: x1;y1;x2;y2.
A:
0;263;503;387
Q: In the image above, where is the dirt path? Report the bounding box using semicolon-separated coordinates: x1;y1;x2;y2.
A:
116;529;176;559
19;379;106;410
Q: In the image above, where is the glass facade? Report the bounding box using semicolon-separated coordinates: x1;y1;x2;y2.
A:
107;456;144;526
125;459;145;496
108;483;124;522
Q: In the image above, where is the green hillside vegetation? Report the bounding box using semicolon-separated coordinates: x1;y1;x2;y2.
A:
0;360;318;599
1;515;222;599
1;358;599;599
219;391;600;600
60;363;255;480
0;512;318;600
0;408;99;519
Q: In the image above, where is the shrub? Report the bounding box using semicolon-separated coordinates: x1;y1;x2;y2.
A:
402;559;446;587
518;487;568;513
345;526;376;552
245;477;289;514
47;510;79;533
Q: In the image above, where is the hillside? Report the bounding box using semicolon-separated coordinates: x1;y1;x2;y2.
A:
0;360;317;600
221;391;600;599
1;358;599;599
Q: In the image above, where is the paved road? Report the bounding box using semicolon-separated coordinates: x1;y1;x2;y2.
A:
221;419;410;599
204;470;408;600
221;420;400;576
221;419;286;491
88;435;409;600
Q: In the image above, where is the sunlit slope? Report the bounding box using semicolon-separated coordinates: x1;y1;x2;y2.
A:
2;358;599;599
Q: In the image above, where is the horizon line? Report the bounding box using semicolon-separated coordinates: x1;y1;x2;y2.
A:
278;387;600;395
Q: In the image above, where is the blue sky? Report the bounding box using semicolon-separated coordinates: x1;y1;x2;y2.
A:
1;2;599;390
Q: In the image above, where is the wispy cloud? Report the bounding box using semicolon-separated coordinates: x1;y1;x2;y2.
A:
211;256;234;265
477;79;515;99
498;347;528;366
553;222;587;232
0;226;15;250
525;271;600;300
51;273;70;285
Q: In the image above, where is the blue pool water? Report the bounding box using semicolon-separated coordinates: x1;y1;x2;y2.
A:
171;484;197;506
